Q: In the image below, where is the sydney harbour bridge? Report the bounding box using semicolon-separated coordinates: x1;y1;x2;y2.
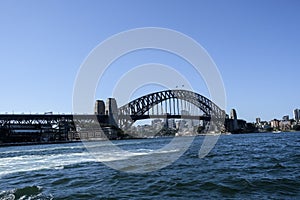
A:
116;89;225;129
0;89;236;143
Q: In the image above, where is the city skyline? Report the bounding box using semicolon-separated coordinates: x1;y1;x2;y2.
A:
0;0;300;122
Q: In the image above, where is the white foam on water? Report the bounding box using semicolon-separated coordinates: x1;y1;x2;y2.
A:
0;142;182;177
89;148;181;163
0;152;95;177
0;140;122;155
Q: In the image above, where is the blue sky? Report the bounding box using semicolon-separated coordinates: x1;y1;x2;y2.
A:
0;0;299;122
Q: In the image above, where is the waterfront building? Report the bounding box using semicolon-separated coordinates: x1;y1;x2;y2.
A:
283;115;289;121
176;119;195;133
168;119;176;129
270;119;280;130
280;120;291;131
162;115;176;129
151;119;163;130
177;120;186;130
180;110;193;129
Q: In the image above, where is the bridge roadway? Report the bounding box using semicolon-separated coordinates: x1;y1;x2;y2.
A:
121;114;211;121
0;114;107;124
0;114;210;125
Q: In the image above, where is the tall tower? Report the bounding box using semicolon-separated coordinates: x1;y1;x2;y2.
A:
230;109;238;131
94;100;105;115
294;109;300;121
256;118;261;124
105;98;118;127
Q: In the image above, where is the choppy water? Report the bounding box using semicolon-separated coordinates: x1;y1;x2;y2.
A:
0;132;299;199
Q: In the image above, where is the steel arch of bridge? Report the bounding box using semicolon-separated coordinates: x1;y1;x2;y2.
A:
118;89;226;129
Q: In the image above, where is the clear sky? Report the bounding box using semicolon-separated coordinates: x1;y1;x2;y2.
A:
0;0;299;122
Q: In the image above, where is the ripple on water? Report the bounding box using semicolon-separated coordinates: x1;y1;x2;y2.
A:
0;186;53;200
0;133;299;199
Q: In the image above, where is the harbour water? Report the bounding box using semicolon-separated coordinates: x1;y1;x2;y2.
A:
0;132;299;199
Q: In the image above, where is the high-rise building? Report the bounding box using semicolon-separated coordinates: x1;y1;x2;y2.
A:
256;118;261;124
294;109;300;121
283;115;289;121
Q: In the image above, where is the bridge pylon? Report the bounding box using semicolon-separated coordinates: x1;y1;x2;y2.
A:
105;98;119;127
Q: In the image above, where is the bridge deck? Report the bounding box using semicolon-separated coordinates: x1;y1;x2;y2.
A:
119;114;211;121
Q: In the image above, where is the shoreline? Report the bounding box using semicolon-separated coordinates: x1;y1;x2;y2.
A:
1;131;298;147
0;140;82;148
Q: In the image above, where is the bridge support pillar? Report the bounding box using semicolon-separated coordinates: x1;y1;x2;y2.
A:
105;98;119;127
94;100;105;115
